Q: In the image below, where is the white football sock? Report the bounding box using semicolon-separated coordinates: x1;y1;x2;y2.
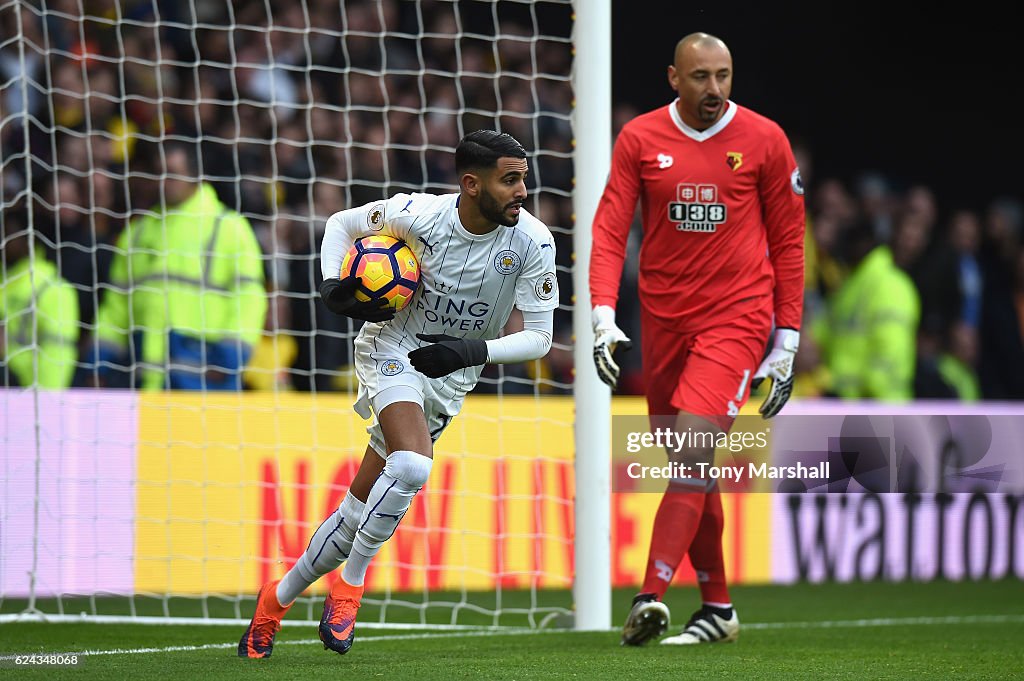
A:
276;493;366;606
342;450;432;587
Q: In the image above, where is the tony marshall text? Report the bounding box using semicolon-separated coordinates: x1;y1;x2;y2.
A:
626;461;830;483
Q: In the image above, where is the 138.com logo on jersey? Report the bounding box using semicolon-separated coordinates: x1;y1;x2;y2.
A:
668;183;727;233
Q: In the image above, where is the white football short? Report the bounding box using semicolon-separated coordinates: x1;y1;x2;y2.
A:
353;334;466;458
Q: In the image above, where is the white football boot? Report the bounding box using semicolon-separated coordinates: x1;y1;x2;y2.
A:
620;594;670;646
661;606;739;645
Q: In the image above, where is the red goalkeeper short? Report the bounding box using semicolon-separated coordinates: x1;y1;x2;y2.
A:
640;304;773;431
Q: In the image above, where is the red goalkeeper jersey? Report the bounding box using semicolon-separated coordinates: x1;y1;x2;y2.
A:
590;100;805;333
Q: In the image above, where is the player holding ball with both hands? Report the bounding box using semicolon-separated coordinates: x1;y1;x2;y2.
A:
590;32;805;646
238;130;558;658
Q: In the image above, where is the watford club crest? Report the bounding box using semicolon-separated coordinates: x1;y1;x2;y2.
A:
726;151;743;171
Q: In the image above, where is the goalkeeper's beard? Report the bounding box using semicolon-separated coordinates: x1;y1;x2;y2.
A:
699;95;724;122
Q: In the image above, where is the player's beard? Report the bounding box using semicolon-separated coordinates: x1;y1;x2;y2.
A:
479;187;520;227
699;95;723;122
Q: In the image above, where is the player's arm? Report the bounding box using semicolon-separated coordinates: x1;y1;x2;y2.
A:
409;234;558;379
318;198;413;322
752;127;806;417
589;128;642;389
483;309;553;361
408;309;553;379
319;195;416;281
759;127;806;331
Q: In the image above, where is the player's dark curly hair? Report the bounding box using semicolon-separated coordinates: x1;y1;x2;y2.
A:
455;130;527;174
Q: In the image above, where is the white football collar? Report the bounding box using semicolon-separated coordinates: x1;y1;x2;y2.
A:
668;99;737;141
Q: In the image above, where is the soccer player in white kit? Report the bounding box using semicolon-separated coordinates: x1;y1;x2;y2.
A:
239;130;559;659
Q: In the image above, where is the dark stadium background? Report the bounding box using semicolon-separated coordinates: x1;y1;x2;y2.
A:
611;3;1021;214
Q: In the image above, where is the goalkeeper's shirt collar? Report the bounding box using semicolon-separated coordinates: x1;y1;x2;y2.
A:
669;99;737;142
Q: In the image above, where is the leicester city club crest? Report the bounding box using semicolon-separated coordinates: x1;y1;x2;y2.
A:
380;359;404;376
494;250;522;275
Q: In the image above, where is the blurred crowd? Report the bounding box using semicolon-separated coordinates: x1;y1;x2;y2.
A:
797;168;1024;401
0;0;575;392
1;0;1022;401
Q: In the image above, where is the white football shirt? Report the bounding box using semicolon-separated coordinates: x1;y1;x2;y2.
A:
320;192;559;392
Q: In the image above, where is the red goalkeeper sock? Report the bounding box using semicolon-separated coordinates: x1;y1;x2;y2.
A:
639;487;705;599
689;486;731;606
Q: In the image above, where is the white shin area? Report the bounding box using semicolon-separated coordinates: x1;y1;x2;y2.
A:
341;450;433;587
276;493;367;605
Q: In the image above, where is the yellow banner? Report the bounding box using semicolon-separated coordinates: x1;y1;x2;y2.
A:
134;393;771;594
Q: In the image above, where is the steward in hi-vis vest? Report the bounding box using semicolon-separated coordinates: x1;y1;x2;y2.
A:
92;142;266;390
1;228;80;389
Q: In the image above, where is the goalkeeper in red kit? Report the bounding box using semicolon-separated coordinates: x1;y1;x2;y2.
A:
590;33;805;646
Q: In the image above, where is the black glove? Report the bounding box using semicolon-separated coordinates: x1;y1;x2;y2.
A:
408;333;488;379
319;277;395;323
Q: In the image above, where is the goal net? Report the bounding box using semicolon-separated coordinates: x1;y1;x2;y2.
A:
1;0;578;630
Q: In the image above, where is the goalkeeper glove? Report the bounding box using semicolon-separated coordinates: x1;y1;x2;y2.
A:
751;328;800;418
319;277;395;323
592;305;632;390
408;333;488;379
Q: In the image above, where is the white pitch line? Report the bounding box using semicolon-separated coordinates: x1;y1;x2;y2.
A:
1;614;1022;660
0;629;543;660
742;614;1024;630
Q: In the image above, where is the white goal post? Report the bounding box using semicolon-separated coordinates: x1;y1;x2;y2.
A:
570;0;611;632
1;0;613;631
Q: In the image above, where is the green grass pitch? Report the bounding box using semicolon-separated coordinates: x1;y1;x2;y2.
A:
2;580;1022;680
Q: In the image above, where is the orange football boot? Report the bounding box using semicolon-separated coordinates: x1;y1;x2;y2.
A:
238;580;293;658
318;576;364;655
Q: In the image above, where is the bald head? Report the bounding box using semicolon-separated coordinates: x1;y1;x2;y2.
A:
668;32;733;130
674;32;730;65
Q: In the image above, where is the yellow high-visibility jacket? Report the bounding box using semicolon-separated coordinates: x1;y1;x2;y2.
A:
95;184;267;390
0;255;80;388
817;245;920;400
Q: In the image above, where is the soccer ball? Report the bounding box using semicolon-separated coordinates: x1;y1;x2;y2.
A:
340;235;421;312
